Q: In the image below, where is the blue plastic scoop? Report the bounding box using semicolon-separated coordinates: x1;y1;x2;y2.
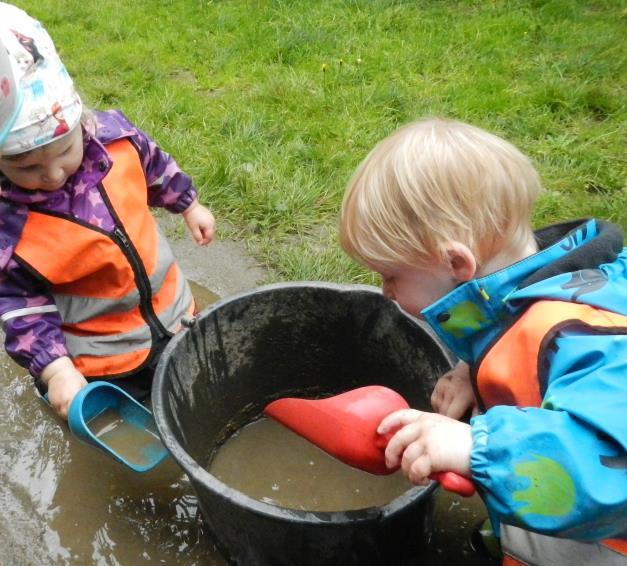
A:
44;381;169;472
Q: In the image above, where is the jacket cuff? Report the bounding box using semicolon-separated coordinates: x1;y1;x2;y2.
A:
167;186;197;214
29;348;69;378
470;413;506;537
470;414;491;484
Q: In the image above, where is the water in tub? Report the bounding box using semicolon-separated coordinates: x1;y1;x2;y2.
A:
209;416;413;511
207;408;495;563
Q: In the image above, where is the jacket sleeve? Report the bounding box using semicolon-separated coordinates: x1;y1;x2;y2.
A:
129;125;197;214
0;258;69;376
469;331;627;541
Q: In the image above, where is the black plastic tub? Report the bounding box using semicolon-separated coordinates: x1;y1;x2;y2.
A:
152;283;456;566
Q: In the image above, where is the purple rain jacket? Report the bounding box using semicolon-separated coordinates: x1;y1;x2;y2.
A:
0;109;197;377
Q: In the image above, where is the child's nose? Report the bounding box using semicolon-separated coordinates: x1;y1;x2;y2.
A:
42;165;65;183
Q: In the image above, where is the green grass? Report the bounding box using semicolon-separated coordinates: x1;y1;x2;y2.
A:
14;0;626;284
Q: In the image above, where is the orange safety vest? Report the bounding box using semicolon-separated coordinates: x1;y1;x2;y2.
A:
13;139;194;378
477;299;627;561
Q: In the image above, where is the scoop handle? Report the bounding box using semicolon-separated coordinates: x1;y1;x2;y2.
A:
429;471;476;497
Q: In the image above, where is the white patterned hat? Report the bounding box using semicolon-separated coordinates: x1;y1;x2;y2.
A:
0;2;82;155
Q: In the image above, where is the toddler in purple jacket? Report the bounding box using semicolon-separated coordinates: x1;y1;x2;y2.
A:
0;3;215;419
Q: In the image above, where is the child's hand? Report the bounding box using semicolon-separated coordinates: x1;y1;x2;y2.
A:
182;200;215;246
378;409;472;486
431;361;478;420
41;356;88;420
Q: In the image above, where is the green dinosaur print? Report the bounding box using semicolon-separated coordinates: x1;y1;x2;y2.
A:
513;455;575;518
440;301;488;338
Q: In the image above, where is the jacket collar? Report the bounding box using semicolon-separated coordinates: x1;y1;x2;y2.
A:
421;219;622;362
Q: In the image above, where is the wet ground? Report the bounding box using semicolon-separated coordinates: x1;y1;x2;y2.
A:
0;285;225;565
0;219;498;564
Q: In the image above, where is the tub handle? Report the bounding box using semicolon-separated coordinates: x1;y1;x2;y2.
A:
181;315;197;328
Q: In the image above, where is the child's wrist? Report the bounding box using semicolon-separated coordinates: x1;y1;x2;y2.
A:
181;198;199;217
40;356;75;384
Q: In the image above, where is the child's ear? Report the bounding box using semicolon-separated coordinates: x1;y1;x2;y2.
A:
444;241;477;282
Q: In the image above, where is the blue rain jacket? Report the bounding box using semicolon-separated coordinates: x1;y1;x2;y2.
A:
422;219;627;541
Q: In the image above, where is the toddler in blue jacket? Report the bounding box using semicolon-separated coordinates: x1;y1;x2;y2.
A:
340;117;626;565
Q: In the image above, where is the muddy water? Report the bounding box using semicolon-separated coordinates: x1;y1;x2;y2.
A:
0;279;494;565
209;417;413;511
188;279;220;313
87;409;166;469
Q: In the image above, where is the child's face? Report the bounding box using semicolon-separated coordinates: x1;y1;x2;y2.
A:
377;261;457;318
0;126;83;191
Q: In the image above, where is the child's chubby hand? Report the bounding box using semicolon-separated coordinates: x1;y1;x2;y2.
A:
41;356;88;420
378;409;472;486
431;361;478;420
182;199;215;246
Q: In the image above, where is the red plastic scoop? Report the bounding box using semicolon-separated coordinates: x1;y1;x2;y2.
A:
264;385;475;497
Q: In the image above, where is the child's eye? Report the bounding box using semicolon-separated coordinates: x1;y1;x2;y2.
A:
17;164;39;172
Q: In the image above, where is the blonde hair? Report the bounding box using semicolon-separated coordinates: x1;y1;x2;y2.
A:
340;118;542;270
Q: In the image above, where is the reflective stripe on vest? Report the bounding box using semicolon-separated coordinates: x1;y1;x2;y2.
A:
477;300;627;561
54;230;175;324
63;263;192;357
501;524;627;566
14;138;194;377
